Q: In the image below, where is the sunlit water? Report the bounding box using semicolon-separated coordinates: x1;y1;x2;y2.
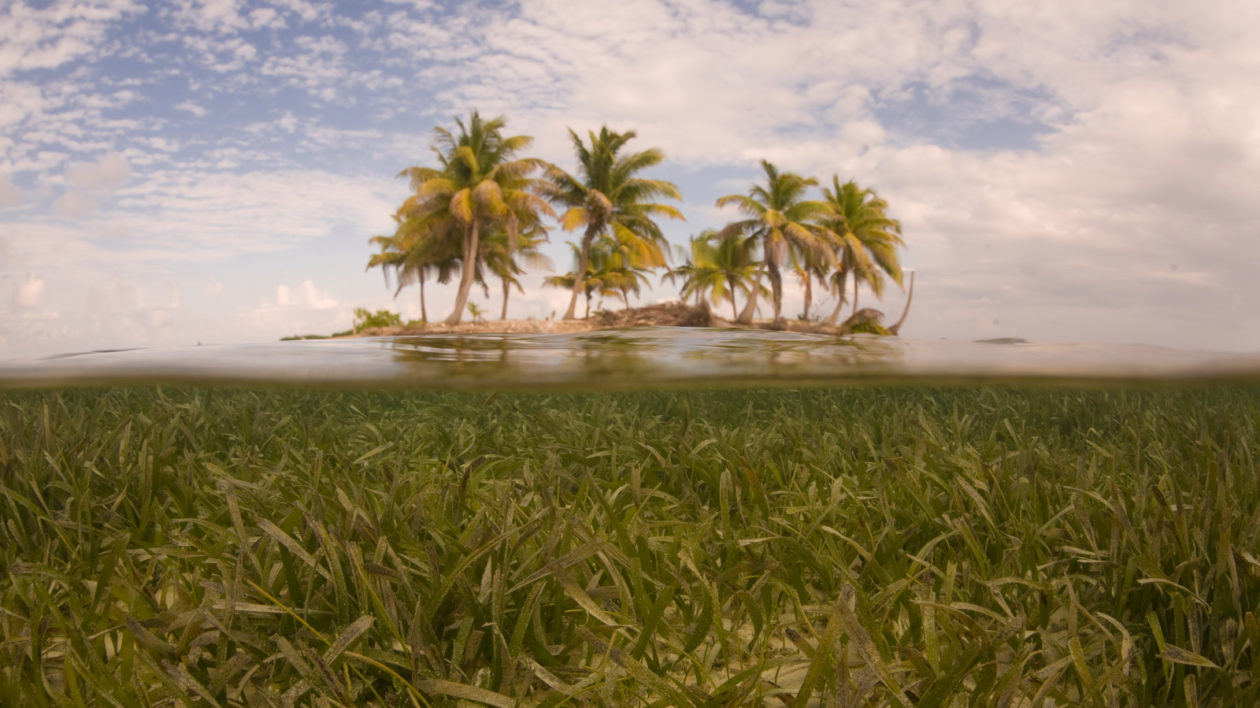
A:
2;328;1258;389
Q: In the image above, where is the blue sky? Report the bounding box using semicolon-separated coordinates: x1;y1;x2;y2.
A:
2;0;1258;358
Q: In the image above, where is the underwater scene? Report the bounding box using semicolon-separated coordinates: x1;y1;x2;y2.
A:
4;334;1260;705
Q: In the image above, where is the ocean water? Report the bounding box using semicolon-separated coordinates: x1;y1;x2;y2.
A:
2;328;1258;389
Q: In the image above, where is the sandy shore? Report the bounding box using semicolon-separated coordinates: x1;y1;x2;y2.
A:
337;302;891;339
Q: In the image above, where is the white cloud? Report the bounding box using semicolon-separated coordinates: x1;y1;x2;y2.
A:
170;0;250;35
276;280;337;309
180;33;258;72
0;0;144;78
293;280;336;309
0;81;52;132
270;0;325;23
66;153;130;191
246;280;349;340
15;273;44;308
258;35;349;102
248;7;285;29
384;0;435;10
0;175;20;208
100;169;398;258
52;191;97;217
174;100;208;117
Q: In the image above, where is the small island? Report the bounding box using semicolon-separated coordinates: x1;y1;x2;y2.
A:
318;295;914;341
304;111;913;342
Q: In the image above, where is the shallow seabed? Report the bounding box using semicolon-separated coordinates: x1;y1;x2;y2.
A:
3;383;1260;705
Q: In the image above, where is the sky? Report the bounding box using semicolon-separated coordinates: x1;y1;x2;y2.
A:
2;0;1258;360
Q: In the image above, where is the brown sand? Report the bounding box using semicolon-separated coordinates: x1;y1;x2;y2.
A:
339;301;889;339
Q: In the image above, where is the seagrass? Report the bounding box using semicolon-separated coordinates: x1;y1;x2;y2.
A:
2;385;1258;705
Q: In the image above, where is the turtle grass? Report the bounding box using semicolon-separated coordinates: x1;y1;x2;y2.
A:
2;385;1259;705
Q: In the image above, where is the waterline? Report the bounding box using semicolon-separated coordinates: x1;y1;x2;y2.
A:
2;329;1258;390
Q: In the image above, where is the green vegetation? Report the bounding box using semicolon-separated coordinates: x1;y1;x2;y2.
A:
715;160;832;323
352;308;403;333
483;225;552;321
366;216;458;325
820;177;905;325
543;127;684;320
386;111;556;326
664;229;763;321
369;114;909;328
544;242;651;317
4;385;1260;704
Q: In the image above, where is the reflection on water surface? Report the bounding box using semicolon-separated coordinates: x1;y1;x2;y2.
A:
2;328;1257;390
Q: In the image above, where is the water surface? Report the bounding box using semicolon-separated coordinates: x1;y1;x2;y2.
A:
2;328;1257;389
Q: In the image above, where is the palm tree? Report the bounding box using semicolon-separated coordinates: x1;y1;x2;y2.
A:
788;244;829;321
818;177;905;325
544;239;644;317
543;246;600;319
666;238;724;309
715;160;831;323
664;230;761;320
544;126;684;319
366;214;459;323
601;229;662;310
397;111;555;325
481;225;551;320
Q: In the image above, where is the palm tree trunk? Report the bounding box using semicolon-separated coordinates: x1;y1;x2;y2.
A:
802;274;812;320
500;278;510;320
767;266;783;320
727;275;738;321
852;277;859;316
445;220;480;325
622;290;631;310
736;268;761;324
583;289;591;319
824;270;848;325
564;228;598;320
765;244;783;320
419;277;427;323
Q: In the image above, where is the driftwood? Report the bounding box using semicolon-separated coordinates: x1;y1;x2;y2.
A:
888;271;914;335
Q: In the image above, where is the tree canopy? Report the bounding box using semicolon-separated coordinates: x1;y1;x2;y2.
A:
389;111;554;325
543;126;684;320
369;116;908;330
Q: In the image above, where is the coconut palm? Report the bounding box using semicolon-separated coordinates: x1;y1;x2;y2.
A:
818;177;905;325
716;160;832;323
666;238;725;309
481;225;551;320
366;215;459;323
603;230;662;310
397;111;555;325
544;244;594;318
788;244;829;321
544;126;684;319
544;238;645;317
664;230;761;320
